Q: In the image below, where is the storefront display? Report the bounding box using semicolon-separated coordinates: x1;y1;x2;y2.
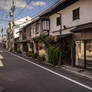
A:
75;40;92;69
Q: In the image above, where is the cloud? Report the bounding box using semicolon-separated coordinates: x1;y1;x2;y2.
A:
0;0;46;11
0;0;28;10
15;0;27;8
31;1;46;7
0;0;12;10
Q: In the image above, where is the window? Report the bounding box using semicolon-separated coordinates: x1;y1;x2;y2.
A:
56;17;61;26
73;8;80;21
35;23;40;34
43;20;49;30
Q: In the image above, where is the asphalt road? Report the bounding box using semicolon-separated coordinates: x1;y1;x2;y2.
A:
0;49;92;92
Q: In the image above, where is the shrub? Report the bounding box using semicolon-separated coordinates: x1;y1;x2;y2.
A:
26;52;32;57
40;54;46;61
48;45;65;65
17;50;22;54
32;53;39;59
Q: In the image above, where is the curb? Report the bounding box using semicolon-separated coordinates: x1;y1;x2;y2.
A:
61;67;92;80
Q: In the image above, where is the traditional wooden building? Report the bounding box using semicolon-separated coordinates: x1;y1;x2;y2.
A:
40;0;92;69
18;17;50;61
72;22;92;69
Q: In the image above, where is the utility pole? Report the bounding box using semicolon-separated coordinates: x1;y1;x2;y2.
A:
1;26;3;48
9;0;15;51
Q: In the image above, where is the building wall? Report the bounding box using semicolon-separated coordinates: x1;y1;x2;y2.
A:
73;29;92;40
26;26;31;40
50;0;92;36
14;16;32;39
31;24;36;38
31;21;41;39
50;14;60;36
19;32;22;41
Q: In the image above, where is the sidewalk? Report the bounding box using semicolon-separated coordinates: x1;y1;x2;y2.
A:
61;65;92;80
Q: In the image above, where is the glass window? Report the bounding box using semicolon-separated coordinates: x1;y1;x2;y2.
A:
35;23;40;34
76;41;84;67
43;21;49;30
56;17;61;26
86;41;92;68
73;8;80;21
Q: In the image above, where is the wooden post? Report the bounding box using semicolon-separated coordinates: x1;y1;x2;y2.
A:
84;40;86;69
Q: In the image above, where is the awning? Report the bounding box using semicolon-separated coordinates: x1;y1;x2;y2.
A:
71;22;92;33
51;27;76;37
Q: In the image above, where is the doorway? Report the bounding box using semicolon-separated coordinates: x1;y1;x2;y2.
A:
86;40;92;69
75;41;84;67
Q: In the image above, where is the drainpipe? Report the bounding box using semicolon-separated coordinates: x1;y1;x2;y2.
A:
56;13;62;37
84;40;86;69
56;13;62;66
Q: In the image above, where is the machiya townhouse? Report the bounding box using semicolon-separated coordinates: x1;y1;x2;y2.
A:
18;17;50;61
40;0;92;69
7;16;32;52
15;0;92;69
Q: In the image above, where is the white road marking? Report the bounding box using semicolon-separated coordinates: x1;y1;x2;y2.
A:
8;52;92;91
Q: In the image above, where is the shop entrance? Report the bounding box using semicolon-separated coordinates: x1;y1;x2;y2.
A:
86;41;92;69
75;40;92;69
75;41;84;67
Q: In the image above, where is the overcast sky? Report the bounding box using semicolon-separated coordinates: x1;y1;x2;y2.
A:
0;0;60;33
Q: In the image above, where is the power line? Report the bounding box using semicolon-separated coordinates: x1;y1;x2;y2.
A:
0;0;60;31
24;0;55;18
15;0;58;19
29;0;59;18
0;19;10;21
15;0;33;19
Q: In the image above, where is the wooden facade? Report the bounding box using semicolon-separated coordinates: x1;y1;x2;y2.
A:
72;27;92;69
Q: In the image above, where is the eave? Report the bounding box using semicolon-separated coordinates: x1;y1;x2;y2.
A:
40;0;78;17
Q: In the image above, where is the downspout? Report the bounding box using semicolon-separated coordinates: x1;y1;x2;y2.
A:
56;13;62;37
56;12;62;65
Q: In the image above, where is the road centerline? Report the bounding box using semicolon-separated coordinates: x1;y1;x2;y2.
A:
7;51;92;91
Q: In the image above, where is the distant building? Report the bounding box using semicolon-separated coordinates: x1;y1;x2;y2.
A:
7;16;32;51
0;32;2;43
14;16;32;39
2;34;7;48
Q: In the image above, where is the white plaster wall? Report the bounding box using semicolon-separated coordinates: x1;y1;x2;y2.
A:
50;14;60;36
61;0;92;28
31;24;34;38
31;23;40;39
50;0;92;35
14;16;32;39
14;28;19;38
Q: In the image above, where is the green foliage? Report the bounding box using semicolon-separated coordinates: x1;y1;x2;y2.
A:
17;50;22;54
32;53;39;59
37;36;52;48
48;44;65;65
40;54;46;61
26;51;32;57
35;35;65;65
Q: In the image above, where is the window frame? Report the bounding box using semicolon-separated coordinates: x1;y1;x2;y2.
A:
56;17;61;26
73;8;80;21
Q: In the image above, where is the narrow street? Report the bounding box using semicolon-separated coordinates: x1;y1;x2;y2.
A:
0;48;92;92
